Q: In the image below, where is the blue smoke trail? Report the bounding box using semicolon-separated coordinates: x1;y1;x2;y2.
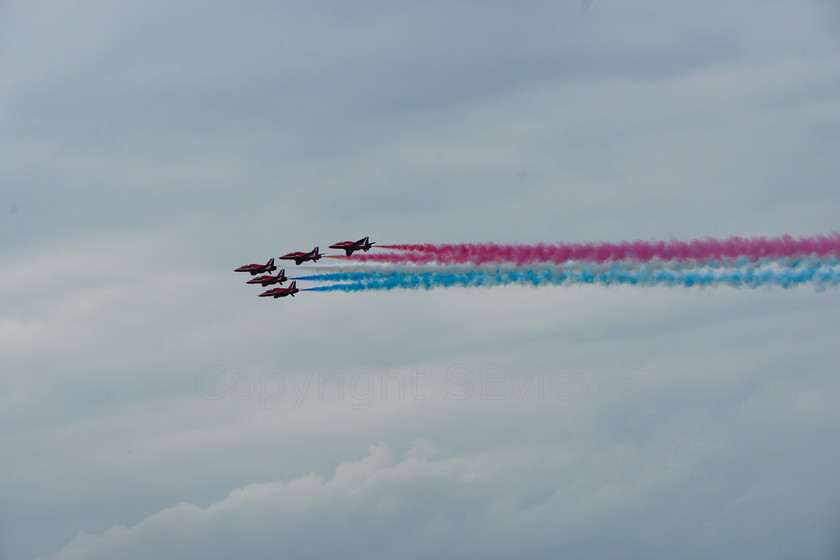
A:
294;258;840;283
301;263;840;292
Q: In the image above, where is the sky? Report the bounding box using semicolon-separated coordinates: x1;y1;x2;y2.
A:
2;1;840;558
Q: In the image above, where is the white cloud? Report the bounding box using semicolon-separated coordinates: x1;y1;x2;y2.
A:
37;422;840;560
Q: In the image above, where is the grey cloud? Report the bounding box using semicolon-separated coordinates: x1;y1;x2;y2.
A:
37;428;840;560
4;1;840;559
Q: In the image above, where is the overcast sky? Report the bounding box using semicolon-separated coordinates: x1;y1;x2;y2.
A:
3;1;840;559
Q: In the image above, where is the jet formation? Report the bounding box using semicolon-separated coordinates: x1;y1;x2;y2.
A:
234;237;375;300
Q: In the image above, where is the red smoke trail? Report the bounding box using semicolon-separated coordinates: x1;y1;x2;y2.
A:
340;234;840;265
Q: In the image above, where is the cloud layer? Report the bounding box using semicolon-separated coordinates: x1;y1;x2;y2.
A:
3;1;840;559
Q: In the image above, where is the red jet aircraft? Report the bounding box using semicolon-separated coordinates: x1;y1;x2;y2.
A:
259;281;299;298
246;269;287;287
280;247;322;265
329;236;375;256
234;257;277;275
